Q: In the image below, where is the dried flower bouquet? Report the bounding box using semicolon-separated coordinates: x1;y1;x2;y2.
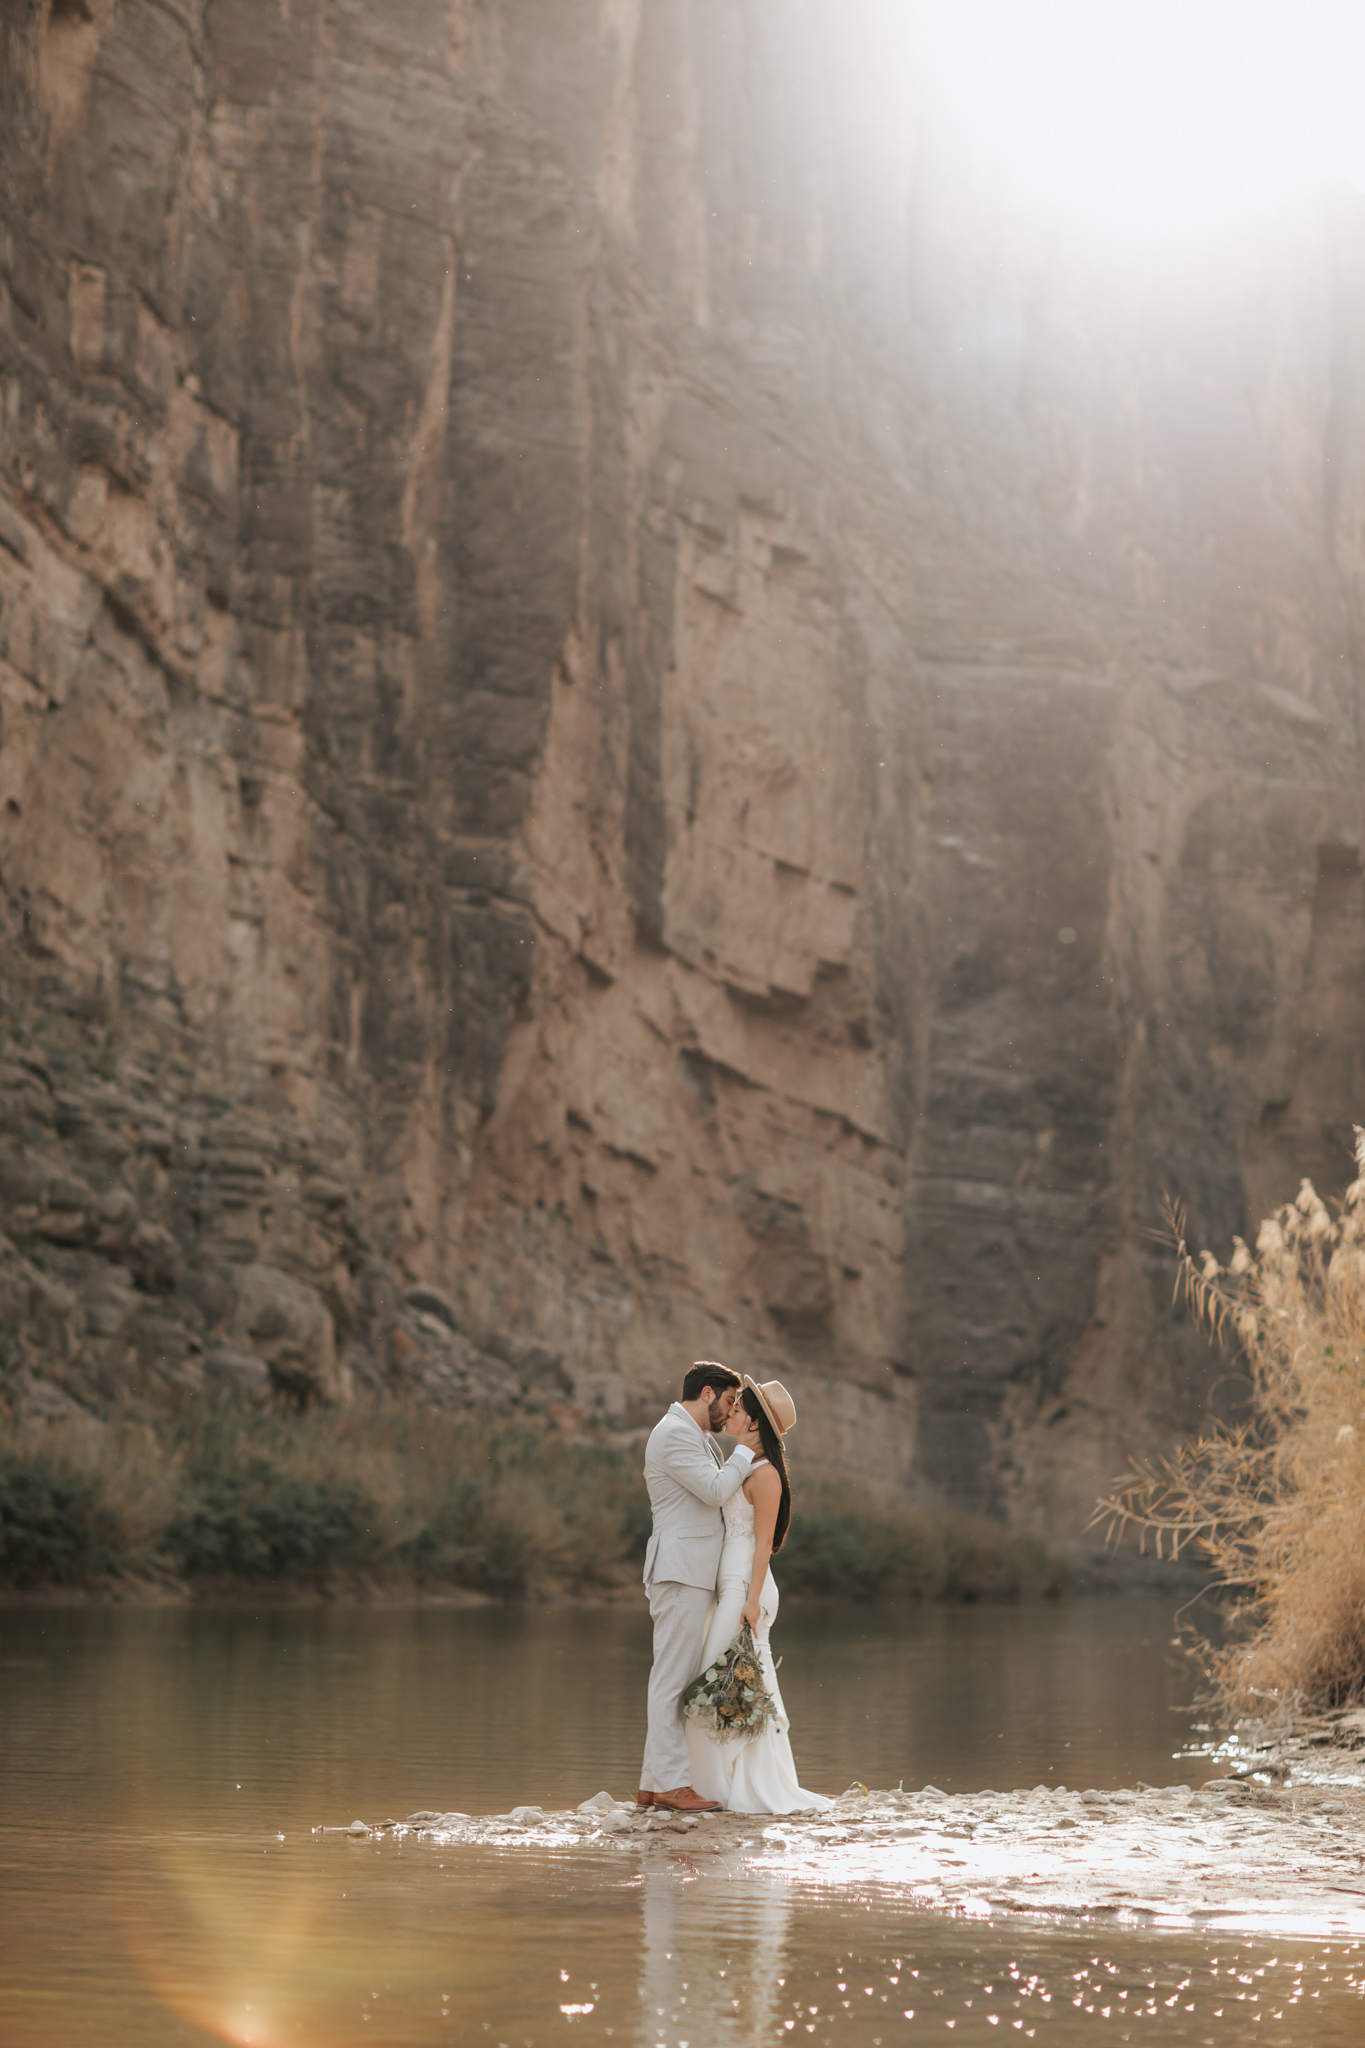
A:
680;1621;779;1741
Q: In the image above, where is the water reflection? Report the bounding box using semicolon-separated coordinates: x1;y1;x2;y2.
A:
0;1596;1209;1825
4;1600;1365;2045
641;1861;791;2045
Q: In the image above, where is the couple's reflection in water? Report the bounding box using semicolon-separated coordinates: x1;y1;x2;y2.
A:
639;1853;792;2046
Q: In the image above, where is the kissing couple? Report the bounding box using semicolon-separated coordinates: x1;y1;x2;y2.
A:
637;1361;832;1815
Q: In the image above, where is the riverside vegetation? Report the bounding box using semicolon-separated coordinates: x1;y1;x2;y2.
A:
1098;1134;1365;1718
0;1405;1065;1602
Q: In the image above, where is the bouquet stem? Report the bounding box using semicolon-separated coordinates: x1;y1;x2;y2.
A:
679;1621;779;1742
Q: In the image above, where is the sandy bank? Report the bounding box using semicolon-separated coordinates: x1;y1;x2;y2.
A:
326;1769;1365;1937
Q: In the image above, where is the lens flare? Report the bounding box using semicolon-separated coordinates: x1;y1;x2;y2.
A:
912;0;1365;242
107;1826;495;2047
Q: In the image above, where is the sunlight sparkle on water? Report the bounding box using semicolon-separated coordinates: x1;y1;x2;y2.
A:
8;1606;1365;2044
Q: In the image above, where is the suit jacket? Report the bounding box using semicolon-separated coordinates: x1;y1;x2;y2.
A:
642;1402;753;1589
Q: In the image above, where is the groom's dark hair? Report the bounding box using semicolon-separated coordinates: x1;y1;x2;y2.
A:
681;1360;741;1402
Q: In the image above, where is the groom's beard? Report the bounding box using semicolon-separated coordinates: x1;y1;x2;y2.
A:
706;1396;731;1432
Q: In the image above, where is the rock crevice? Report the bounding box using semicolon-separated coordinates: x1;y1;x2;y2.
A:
5;3;1365;1540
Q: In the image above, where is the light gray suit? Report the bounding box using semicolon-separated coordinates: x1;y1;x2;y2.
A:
640;1401;755;1793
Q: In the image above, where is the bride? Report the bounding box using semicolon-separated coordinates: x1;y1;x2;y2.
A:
685;1376;831;1814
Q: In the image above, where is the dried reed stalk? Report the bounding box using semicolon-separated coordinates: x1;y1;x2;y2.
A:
1093;1135;1365;1717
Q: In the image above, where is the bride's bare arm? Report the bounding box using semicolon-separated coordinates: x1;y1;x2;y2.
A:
741;1464;781;1629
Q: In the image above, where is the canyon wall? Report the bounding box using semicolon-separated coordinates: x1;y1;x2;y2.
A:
3;0;1365;1548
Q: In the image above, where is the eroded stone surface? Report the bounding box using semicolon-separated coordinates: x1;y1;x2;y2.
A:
5;7;1365;1535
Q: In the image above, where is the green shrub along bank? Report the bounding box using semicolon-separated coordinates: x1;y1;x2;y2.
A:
0;1407;1067;1600
785;1482;1066;1601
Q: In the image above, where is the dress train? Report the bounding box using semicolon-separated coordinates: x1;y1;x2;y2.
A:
684;1485;831;1815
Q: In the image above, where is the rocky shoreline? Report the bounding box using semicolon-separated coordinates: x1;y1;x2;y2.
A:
324;1761;1365;1936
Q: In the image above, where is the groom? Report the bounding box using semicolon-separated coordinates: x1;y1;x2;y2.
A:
638;1360;758;1812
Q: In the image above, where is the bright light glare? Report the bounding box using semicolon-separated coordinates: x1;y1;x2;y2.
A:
919;0;1365;238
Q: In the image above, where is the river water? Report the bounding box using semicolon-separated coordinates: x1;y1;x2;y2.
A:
2;1595;1363;2045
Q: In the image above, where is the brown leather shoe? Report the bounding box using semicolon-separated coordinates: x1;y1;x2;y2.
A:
654;1786;721;1813
636;1790;655;1808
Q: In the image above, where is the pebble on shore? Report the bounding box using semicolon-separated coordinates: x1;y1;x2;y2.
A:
319;1767;1365;1932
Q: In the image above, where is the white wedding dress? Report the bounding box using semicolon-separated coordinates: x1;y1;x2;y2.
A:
685;1471;832;1814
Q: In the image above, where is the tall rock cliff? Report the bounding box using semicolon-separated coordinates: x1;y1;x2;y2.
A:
3;0;1365;1547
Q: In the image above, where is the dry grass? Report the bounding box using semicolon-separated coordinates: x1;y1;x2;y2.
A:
780;1481;1067;1601
0;1403;1067;1603
0;1408;653;1594
1094;1137;1365;1718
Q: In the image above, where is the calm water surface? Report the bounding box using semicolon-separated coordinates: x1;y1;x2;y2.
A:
1;1595;1362;2046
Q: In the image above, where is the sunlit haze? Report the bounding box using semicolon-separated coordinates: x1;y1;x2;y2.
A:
917;0;1365;240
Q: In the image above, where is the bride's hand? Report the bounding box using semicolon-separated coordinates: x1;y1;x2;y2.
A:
741;1592;761;1630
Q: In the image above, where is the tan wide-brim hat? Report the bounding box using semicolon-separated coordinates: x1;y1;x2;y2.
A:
742;1374;796;1438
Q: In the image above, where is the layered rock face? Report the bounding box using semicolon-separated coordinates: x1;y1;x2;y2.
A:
3;0;1365;1546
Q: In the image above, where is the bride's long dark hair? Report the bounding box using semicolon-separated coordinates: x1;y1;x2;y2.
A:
741;1388;792;1552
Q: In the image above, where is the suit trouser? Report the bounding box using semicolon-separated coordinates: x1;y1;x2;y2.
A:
641;1579;714;1792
